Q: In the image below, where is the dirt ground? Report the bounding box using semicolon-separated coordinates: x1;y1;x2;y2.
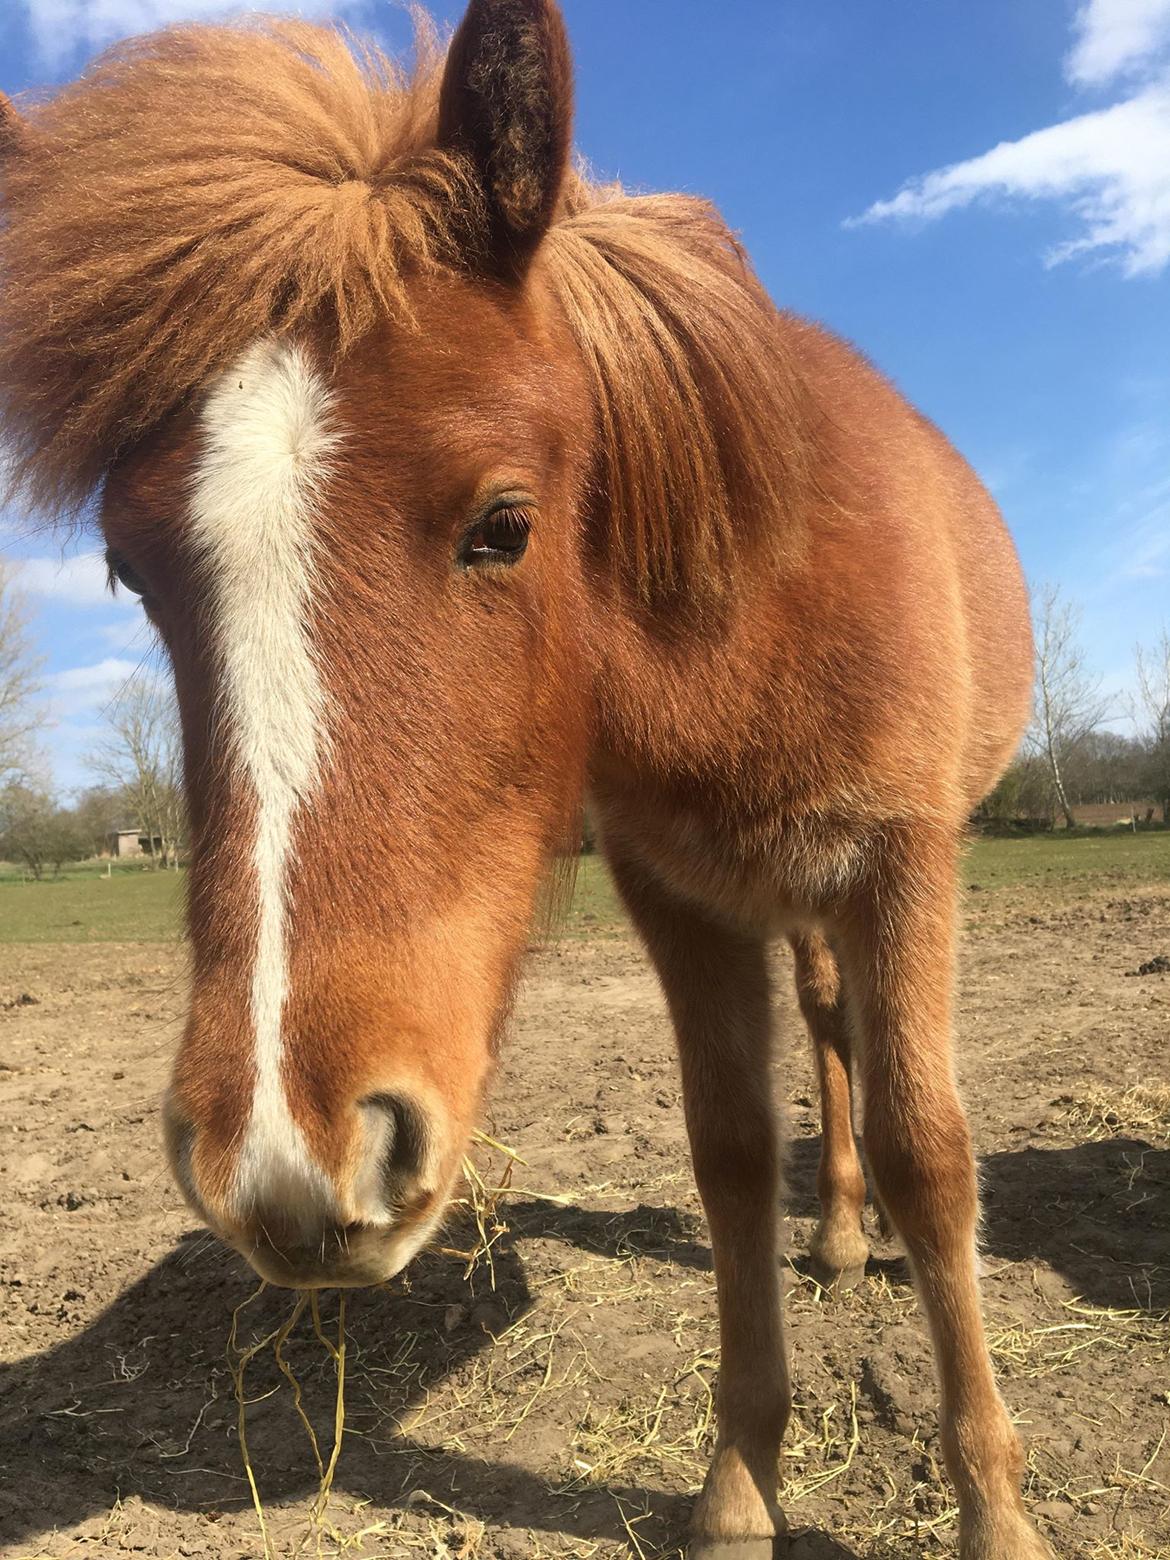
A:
1;873;1168;1560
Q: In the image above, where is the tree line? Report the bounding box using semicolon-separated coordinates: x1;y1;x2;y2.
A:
0;559;184;877
0;560;1166;871
0;670;185;877
983;585;1168;829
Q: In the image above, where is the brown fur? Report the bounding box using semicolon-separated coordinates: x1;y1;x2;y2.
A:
1;6;1050;1557
0;11;806;603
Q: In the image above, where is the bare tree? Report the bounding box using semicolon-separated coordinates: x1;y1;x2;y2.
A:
72;784;125;858
0;558;45;783
1134;626;1170;823
1029;583;1110;830
89;674;185;868
0;782;87;879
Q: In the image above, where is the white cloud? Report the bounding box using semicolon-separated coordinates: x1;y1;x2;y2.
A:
21;0;368;69
12;551;135;609
51;656;140;690
99;614;156;650
47;656;144;717
852;0;1170;276
23;0;240;67
1067;0;1170;86
852;84;1170;277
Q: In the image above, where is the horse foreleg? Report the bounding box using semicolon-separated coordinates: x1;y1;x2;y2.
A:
836;828;1054;1560
608;853;788;1559
790;931;869;1289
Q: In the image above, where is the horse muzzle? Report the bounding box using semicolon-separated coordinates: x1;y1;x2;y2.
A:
164;1089;447;1288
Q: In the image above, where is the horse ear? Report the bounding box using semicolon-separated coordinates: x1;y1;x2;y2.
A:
438;0;573;276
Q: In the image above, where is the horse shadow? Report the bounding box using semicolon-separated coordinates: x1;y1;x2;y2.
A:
978;1135;1170;1309
7;1129;1159;1556
0;1202;728;1557
784;1132;1170;1311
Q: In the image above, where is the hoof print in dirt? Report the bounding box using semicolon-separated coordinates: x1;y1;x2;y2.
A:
860;1334;933;1435
0;991;40;1009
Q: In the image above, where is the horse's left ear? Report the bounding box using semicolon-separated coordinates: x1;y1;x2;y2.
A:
438;0;573;276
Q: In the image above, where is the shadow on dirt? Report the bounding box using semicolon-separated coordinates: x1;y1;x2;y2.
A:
0;1211;700;1552
2;1201;849;1556
784;1132;1170;1311
508;1194;713;1271
979;1136;1169;1310
0;1193;883;1554
785;1539;866;1559
7;1129;1161;1552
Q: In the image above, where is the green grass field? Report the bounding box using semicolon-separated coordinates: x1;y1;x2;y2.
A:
960;829;1170;891
0;832;1165;944
0;864;185;944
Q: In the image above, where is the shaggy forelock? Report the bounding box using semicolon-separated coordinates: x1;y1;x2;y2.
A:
0;17;480;515
0;11;812;602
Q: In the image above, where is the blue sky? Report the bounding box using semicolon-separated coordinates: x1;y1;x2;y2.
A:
2;0;1168;792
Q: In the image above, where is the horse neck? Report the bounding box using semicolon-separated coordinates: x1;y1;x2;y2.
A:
584;568;789;800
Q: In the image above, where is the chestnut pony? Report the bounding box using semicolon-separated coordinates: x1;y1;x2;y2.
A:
0;4;1048;1556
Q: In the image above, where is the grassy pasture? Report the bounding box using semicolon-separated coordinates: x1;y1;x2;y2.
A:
0;863;184;944
0;831;1166;944
964;828;1170;890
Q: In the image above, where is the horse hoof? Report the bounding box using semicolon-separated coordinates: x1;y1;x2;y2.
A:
690;1541;785;1559
807;1256;867;1292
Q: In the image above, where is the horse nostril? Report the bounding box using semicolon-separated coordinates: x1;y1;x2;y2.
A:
358;1092;429;1215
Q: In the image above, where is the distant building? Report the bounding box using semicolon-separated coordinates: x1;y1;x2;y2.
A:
106;827;163;858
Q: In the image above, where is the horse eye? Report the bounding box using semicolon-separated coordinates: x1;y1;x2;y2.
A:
459;506;532;568
105;548;149;598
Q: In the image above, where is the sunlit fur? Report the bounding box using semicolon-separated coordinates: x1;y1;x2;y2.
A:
0;16;806;603
0;5;1053;1557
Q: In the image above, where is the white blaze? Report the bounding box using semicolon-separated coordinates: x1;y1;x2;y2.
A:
188;336;338;1229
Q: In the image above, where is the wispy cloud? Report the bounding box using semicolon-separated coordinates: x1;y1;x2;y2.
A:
20;0;369;70
47;655;144;717
51;656;140;691
98;614;156;651
851;0;1170;277
12;550;135;610
23;1;245;68
1105;471;1170;580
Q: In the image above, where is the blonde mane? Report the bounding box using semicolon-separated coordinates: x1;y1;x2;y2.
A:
0;15;810;597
